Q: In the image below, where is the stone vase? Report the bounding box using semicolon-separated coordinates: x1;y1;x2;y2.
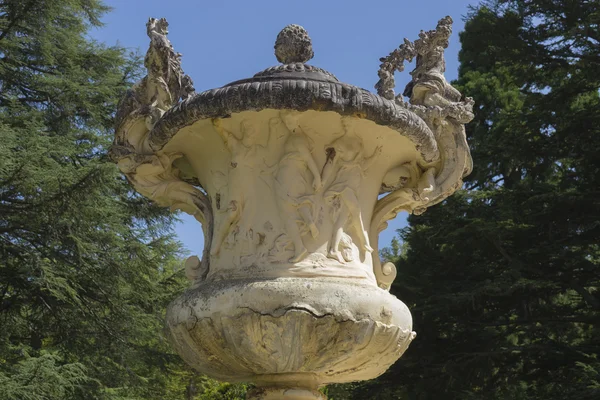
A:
111;17;473;400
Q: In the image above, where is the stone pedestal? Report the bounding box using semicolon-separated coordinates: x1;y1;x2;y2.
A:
111;16;473;399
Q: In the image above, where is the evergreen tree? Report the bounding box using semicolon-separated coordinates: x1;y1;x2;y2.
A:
0;1;217;398
354;1;600;398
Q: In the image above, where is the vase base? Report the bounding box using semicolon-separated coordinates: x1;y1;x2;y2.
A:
166;277;415;385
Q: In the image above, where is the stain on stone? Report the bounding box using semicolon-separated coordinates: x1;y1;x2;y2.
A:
257;233;266;246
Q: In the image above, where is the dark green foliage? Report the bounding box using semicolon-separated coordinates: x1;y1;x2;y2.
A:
0;1;235;398
196;380;248;400
349;1;600;398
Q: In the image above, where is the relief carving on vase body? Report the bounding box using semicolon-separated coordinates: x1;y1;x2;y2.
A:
272;113;321;263
321;121;381;264
211;117;274;258
207;111;383;282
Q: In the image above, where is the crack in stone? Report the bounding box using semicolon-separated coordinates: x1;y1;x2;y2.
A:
238;305;363;324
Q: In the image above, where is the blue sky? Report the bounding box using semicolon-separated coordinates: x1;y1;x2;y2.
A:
93;0;478;256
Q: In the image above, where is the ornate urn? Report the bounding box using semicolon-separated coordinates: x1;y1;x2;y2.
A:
111;17;473;400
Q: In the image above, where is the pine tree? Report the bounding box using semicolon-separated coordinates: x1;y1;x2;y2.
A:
353;1;600;398
0;1;207;398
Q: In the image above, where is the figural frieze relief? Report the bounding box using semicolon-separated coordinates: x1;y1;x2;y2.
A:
205;111;388;282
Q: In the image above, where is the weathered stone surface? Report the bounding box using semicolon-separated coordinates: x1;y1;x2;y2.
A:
167;277;414;388
274;24;314;64
110;17;472;399
147;73;439;164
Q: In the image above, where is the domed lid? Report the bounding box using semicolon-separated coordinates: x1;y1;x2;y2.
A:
144;23;439;163
225;24;338;86
140;22;442;166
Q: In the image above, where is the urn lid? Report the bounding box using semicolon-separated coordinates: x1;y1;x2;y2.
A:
225;24;339;86
148;23;439;164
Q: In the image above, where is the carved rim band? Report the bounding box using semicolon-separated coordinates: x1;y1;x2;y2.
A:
143;78;440;164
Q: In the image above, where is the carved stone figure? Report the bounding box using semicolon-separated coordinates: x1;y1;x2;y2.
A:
322;123;381;263
113;18;195;154
404;16;475;125
371;15;474;290
109;17;211;273
273;112;322;262
112;18;472;400
376;16;474;124
211;118;273;256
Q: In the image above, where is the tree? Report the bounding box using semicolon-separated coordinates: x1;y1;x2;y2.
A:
352;1;600;398
0;1;213;398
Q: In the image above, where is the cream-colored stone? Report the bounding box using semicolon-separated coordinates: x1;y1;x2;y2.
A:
163;109;422;285
111;17;472;399
167;278;414;386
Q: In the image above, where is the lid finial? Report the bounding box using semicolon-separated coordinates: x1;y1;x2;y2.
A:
274;24;314;64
